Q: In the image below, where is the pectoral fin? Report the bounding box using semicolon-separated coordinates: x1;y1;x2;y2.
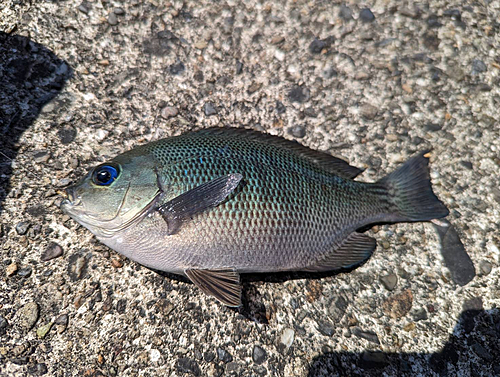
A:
157;173;243;235
303;232;376;272
185;268;242;307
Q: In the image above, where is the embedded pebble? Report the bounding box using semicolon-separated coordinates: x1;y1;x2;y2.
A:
478;260;492;276
383;289;413;319
204;102;217;116
6;262;18;277
41;242;64;262
252;345;266;364
160;106;179;119
17;266;32;278
54;314;69;334
37;322;53;339
176;358;200;376
288;125;306;139
217;347;233;363
380;273;398;291
288;86;309;103
16;302;39;331
15;221;30;235
280;328;294;349
33;151;50;163
359;8;375;23
351;327;380;344
108;12;118;26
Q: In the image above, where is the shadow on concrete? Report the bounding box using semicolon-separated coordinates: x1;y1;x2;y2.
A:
308;308;500;376
0;32;72;215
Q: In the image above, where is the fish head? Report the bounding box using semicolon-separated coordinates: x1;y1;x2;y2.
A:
61;153;161;238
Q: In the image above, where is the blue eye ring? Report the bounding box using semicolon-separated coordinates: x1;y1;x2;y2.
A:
92;164;120;186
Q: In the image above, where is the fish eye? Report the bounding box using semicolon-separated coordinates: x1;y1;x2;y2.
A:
92;164;120;186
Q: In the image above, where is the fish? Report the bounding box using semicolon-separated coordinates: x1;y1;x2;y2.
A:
61;127;449;306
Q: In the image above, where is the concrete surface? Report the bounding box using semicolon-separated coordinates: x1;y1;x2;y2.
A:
1;0;499;376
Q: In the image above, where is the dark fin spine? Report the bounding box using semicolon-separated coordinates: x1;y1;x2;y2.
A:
378;151;449;222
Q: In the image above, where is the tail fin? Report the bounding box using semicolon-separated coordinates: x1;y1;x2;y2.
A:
378;151;449;222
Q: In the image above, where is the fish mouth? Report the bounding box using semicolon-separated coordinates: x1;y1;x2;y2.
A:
59;187;82;210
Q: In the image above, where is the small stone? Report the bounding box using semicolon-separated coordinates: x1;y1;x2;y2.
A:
270;35;285;44
15;221;30;235
57;127;77;144
54;314;69;333
275;101;286;114
355;71;371;80
67;253;88;281
383;289;413;319
225;362;238;373
351;327;380;344
107;12;118;26
12;343;27;356
113;7;125;15
98;59;109;66
217;348;232;363
78;4;89;14
194;40;208;49
116;299;127;314
328;296;348;322
288;85;310;103
33;151;50;163
203;351;215;362
37;322;53;339
359;8;375;23
203;102;217;116
17;267;32;278
280;328;294;349
236;61;243;75
0;315;8;335
471;59;487;75
169;62;185;75
412;308;428;321
339;4;353;21
403;322;416;331
360;104;378;119
399;7;420;19
111;258;124;268
252;345;266;364
380;273;398;291
478;260;492;276
309;36;334;54
288;125;306;139
41;242;63;262
17;302;39;331
317;320;335;336
247;82;262;94
176;358;201;376
6;263;18;277
35;363;48;375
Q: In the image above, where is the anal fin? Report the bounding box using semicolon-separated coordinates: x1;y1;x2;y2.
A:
185;268;242;307
303;232;376;272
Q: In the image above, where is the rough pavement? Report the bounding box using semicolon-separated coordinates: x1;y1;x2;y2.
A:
1;1;499;376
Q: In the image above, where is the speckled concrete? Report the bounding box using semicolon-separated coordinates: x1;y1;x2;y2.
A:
1;1;499;376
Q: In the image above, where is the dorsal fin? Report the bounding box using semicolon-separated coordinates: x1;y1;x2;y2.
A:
193;127;363;179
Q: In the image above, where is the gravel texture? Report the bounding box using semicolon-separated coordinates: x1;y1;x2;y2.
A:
1;0;500;376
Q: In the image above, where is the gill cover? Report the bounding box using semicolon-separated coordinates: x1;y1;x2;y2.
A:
62;153;161;238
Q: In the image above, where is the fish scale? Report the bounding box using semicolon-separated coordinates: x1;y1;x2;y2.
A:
62;127;449;306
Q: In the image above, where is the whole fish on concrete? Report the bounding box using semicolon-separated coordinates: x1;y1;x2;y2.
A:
61;127;449;306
